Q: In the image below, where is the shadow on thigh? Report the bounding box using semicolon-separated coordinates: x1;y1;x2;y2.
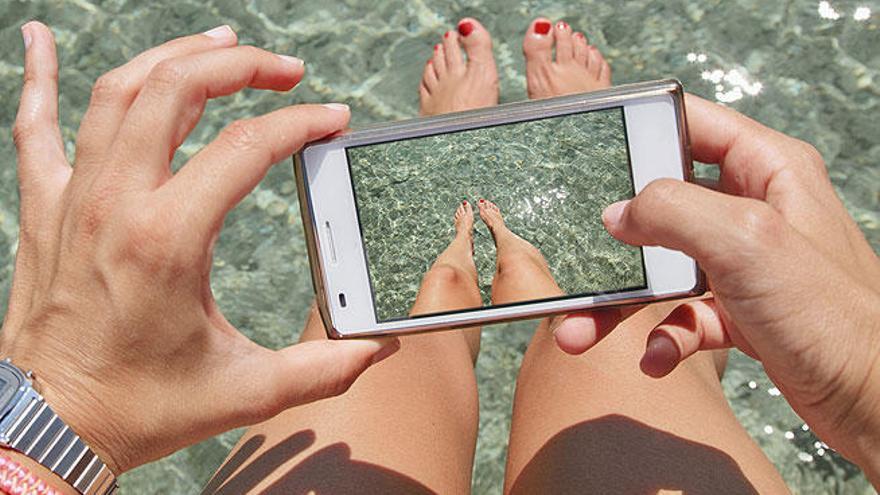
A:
508;414;760;495
203;431;434;495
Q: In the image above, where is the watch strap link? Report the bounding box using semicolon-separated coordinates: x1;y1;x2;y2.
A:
5;395;116;495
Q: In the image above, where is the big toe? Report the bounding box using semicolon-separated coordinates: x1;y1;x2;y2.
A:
523;17;554;64
457;17;494;64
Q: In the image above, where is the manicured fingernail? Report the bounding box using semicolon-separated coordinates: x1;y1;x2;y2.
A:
602;200;629;228
203;25;235;40
370;339;400;365
277;54;304;69
534;21;552;35
458;22;474;37
20;24;32;50
641;331;680;378
322;103;349;112
557;21;568;30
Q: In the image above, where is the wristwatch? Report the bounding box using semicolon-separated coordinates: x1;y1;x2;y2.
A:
0;359;117;494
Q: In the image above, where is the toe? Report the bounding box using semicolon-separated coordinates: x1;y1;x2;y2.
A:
442;30;465;73
554;20;574;63
587;46;602;78
523;17;554;64
573;32;589;65
422;59;438;91
596;50;613;86
457;17;494;65
432;43;448;76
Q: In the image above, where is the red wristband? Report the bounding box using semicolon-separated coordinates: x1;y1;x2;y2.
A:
0;453;60;495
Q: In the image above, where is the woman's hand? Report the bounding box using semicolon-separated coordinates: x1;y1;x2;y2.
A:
1;22;398;474
553;95;880;478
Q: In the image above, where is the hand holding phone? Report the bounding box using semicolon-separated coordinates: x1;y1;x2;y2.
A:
557;94;880;483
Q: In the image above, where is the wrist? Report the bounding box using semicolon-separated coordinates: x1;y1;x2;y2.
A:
0;449;76;495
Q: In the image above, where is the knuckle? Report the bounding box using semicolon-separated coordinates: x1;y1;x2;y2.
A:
91;72;129;103
12;121;36;149
734;203;783;249
633;179;681;220
146;60;190;93
220;119;262;151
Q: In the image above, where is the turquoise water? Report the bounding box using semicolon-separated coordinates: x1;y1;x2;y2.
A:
0;0;877;493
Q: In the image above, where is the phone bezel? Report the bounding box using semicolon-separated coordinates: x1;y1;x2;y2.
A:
295;79;704;338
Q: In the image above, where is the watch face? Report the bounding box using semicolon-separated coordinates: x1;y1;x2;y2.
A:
0;363;24;413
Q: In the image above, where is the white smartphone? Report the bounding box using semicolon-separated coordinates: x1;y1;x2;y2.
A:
295;79;704;338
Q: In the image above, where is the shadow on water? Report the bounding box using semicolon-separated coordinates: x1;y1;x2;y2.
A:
509;414;760;495
201;430;433;495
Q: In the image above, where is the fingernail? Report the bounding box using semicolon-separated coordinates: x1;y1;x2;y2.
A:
277;54;304;69
322;103;349;112
20;24;32;50
557;21;568;30
370;339;400;365
458;22;474;37
203;24;235;40
602;200;629;228
535;21;552;35
641;331;680;378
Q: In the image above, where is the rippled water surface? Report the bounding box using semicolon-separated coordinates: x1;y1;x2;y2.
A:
0;0;877;493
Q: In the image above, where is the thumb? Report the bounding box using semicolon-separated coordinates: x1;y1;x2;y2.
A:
245;337;399;422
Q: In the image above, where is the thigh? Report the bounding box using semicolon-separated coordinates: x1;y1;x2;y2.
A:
504;302;790;495
205;282;481;493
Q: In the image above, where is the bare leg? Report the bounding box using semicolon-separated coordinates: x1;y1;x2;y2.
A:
205;204;483;494
477;76;786;490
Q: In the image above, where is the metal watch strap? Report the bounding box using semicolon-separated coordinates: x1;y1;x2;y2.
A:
4;392;116;495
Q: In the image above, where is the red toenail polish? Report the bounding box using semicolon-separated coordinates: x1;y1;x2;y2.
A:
458;22;474;36
444;31;450;39
434;44;439;51
535;21;551;35
557;21;568;30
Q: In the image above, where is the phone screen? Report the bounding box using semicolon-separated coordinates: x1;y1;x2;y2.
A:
346;106;646;323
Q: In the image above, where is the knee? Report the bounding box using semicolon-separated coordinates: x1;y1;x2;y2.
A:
424;263;471;290
496;250;545;277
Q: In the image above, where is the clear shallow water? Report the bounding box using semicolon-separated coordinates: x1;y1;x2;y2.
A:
349;108;642;320
0;0;877;493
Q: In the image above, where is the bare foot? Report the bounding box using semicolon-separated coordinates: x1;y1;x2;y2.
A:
420;18;499;115
477;199;511;239
522;18;612;99
454;200;475;237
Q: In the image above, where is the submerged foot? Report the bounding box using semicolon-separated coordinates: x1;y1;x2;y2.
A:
420;18;499;115
454;200;475;237
477;199;510;239
522;18;612;99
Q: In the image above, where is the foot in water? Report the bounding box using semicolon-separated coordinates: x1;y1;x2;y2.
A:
476;198;508;238
420;18;499;115
522;18;612;99
454;200;476;253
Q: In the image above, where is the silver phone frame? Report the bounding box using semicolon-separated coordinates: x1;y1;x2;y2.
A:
295;79;704;339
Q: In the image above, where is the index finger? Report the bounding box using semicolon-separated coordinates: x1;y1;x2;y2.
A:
685;94;801;201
